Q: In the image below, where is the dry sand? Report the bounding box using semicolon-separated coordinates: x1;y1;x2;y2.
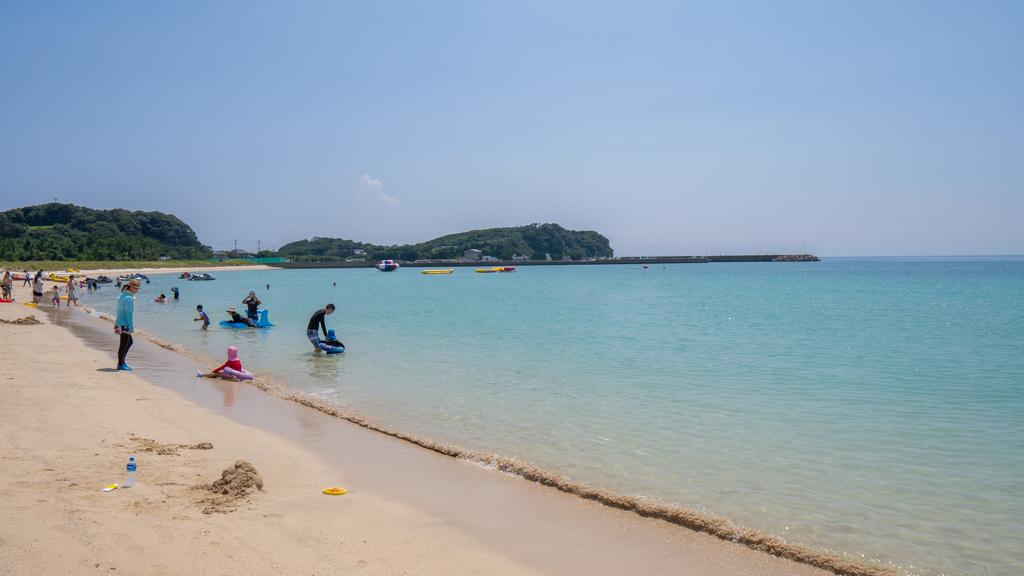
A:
0;284;542;576
0;278;839;576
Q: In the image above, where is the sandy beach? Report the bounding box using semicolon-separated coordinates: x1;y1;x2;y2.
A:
77;264;274;276
0;276;837;576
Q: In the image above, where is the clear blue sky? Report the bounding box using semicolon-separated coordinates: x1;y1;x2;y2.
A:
2;1;1021;256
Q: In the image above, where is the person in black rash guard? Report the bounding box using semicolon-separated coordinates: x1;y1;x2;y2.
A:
306;303;335;351
241;291;261;320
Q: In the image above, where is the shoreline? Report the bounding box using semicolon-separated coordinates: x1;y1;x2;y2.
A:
3;276;891;576
80;264;274;276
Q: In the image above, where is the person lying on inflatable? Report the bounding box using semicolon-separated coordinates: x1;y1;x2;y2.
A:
196;346;253;381
314;328;345;354
225;307;257;327
320;329;345;348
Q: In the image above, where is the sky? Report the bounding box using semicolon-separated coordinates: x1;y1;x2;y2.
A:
1;1;1022;256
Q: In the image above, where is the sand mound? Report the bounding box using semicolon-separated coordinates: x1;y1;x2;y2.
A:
130;435;214;455
0;315;41;325
195;460;263;514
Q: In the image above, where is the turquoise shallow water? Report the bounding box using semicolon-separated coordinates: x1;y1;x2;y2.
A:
84;258;1024;575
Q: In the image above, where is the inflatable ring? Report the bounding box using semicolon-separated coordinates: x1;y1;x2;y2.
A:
322;487;346;496
221;367;254;381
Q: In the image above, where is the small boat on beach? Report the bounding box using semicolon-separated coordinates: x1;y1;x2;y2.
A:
421;269;454;275
376;260;400;272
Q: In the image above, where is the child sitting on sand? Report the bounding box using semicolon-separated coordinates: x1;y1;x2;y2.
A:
197;346;253;381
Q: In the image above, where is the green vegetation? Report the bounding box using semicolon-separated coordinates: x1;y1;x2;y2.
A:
0;259;255;271
0;203;211;261
278;223;614;262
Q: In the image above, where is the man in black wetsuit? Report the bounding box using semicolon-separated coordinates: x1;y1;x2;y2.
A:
306;303;335;352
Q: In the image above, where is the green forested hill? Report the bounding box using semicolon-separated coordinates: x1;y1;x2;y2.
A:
278;223;613;261
0;203;211;261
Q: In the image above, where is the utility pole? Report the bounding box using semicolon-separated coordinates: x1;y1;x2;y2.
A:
257;240;261;254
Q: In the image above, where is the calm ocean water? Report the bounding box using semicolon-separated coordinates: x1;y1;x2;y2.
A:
83;258;1024;575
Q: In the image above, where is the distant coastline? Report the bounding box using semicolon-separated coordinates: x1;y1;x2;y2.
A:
270;254;820;269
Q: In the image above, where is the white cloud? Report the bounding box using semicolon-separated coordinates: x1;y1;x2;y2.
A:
360;174;398;207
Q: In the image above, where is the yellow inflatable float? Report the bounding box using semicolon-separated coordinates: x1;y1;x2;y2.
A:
421;269;454;275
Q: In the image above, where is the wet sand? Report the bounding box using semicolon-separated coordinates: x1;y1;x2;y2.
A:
0;280;835;576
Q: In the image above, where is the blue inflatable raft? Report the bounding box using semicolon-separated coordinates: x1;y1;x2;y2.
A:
317;329;345;354
220;309;273;329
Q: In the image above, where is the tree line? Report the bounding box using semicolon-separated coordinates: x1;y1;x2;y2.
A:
277;223;614;262
0;203;211;261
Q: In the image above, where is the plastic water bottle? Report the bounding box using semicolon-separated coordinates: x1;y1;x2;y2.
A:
124;456;137;488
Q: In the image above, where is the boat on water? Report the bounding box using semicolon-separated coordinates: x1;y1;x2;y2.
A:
376;259;400;272
188;273;216;281
94;275;112;283
421;269;454;275
475;266;516;273
117;273;149;282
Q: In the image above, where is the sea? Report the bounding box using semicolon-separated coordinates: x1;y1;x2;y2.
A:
81;257;1024;576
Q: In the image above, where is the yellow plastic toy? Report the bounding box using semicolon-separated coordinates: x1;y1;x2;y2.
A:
322;487;346;496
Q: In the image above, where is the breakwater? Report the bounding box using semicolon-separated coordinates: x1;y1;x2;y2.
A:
269;254;819;269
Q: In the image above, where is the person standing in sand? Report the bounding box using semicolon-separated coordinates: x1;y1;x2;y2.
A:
32;272;44;304
66;277;78;307
306;304;335;352
1;270;12;300
114;279;140;371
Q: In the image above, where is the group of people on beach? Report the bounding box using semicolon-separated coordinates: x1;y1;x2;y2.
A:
110;276;342;375
0;269;82;307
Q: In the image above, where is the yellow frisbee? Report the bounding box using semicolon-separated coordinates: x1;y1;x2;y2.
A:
322;487;346;496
